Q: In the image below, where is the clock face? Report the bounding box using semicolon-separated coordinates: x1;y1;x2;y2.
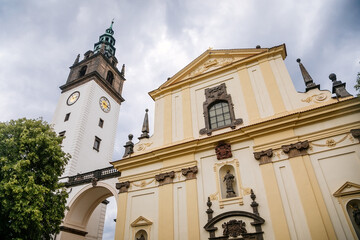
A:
99;96;111;113
67;91;80;105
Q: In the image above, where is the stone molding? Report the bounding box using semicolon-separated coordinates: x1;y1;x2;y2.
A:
215;142;233;160
155;171;175;186
281;140;309;158
181;166;198;180
59;226;87;236
116;181;130;193
253;149;273;165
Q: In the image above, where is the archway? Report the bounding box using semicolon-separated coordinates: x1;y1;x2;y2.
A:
58;182;118;240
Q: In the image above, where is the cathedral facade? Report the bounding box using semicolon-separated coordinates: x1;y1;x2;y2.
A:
52;24;360;240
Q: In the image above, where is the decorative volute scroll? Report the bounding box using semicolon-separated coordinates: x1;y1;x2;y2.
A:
181;166;198;180
215;142;233;160
281;140;309;158
155;171;175;186
116;181;130;193
204;189;265;240
253;149;273;165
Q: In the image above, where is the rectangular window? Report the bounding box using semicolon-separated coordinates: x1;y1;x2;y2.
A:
59;131;66;137
64;113;71;122
99;118;104;128
93;136;101;152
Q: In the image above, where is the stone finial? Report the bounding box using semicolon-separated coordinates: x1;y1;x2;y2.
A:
73;54;80;65
206;197;214;221
256;45;261;49
281;140;309;158
123;134;134;158
121;64;125;77
296;58;320;91
138;109;150;140
253;149;273;165
329;73;352;98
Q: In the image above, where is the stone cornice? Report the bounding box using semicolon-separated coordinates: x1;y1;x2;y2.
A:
111;98;360;171
60;71;125;104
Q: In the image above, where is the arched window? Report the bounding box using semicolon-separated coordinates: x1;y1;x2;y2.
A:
106;71;114;85
79;65;87;77
208;101;231;129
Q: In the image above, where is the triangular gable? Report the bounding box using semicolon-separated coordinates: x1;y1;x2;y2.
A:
130;216;153;227
333;181;360;197
149;44;286;100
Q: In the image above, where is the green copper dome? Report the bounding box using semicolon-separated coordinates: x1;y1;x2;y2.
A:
94;20;116;58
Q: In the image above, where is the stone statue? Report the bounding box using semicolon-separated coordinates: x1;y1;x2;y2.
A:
223;170;236;198
353;204;360;226
136;234;145;240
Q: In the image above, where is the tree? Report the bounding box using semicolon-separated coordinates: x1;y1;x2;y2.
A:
0;118;70;240
355;71;360;96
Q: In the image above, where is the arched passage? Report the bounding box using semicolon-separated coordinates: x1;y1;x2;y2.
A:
58;182;118;240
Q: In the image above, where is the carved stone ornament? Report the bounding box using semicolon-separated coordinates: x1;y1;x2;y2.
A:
200;83;243;135
91;177;98;187
181;166;198;180
222;219;247;237
155;171;175;186
253;149;273;165
282;140;309;158
116;181;130;193
215;142;232;160
351;129;360;141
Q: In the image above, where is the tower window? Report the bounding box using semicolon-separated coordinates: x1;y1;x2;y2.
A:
106;71;114;85
99;118;104;128
59;131;66;137
93;136;101;152
208;101;231;129
64;113;71;122
79;65;87;77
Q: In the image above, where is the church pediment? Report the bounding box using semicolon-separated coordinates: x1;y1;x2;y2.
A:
160;48;270;88
333;181;360;197
130;216;153;227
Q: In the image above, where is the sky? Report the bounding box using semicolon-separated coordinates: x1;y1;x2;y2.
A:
0;0;359;239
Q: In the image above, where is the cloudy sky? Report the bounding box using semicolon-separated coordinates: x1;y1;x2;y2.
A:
0;0;359;239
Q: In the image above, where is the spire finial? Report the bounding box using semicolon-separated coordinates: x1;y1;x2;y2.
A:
139;109;150;139
296;58;320;91
110;18;114;29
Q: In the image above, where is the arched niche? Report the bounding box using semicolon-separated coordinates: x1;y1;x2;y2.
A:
135;229;148;240
219;165;238;199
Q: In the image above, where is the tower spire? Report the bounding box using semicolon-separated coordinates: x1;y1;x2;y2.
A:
93;21;116;58
139;109;150;139
296;58;320;91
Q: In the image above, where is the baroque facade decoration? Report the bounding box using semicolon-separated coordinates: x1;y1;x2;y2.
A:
51;27;359;240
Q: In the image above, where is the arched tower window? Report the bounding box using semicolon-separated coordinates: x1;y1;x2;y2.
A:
200;83;243;135
79;65;87;77
208;101;231;129
106;71;114;85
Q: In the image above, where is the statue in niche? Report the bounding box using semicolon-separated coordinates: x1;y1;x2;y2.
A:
353;204;360;226
136;234;145;240
223;170;236;198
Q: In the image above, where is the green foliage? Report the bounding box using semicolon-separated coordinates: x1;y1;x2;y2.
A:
0;118;70;240
355;72;360;97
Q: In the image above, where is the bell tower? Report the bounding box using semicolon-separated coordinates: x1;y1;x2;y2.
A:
52;21;125;177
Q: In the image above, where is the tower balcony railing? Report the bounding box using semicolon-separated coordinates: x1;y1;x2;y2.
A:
65;166;121;187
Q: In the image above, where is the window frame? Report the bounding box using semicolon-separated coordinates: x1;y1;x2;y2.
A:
93;136;102;152
200;83;242;135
